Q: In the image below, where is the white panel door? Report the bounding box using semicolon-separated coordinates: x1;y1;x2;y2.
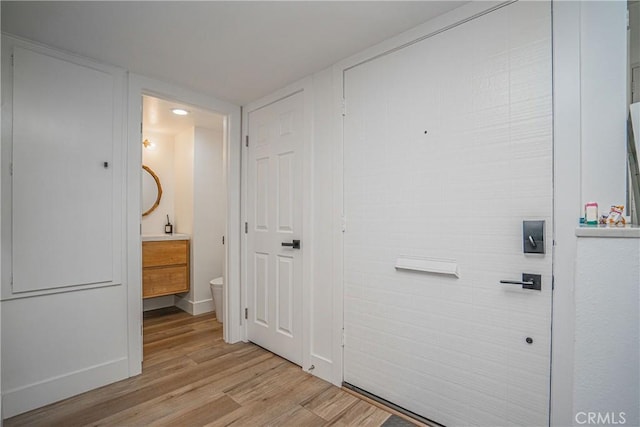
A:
11;47;117;293
343;2;553;426
247;92;303;365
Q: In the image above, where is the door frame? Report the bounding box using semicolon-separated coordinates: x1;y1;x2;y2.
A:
241;77;314;372
126;74;242;376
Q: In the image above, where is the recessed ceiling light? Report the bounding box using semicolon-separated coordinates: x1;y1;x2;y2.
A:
171;108;189;116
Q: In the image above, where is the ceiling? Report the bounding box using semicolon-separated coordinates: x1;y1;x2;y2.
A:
1;1;467;105
143;95;225;136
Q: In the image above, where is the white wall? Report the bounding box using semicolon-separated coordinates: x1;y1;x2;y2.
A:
174;128;194;236
2;287;128;416
1;35;130;418
551;2;582;425
193;127;225;306
573;235;639;427
552;2;632;426
310;68;343;383
141;131;175;235
580;1;628;212
174;126;225;315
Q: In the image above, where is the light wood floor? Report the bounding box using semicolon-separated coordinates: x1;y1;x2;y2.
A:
5;307;396;426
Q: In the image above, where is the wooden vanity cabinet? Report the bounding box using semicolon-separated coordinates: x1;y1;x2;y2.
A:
142;240;190;298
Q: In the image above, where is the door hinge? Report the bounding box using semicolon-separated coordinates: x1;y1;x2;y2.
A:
341;215;347;233
245;135;249;147
552;275;555;290
245;222;248;233
341;98;347;116
244;308;248;320
222;235;225;245
140;122;143;134
10;276;13;292
11;53;14;66
9;162;13;176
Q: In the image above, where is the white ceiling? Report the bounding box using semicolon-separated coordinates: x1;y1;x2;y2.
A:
143;95;225;136
1;1;467;105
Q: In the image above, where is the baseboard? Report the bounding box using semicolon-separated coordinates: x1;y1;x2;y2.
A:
142;295;175;311
174;296;214;316
2;357;129;419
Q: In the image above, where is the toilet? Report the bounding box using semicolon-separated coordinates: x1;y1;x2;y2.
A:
209;277;224;323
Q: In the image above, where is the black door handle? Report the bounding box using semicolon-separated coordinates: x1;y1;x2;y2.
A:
281;240;301;249
500;273;541;290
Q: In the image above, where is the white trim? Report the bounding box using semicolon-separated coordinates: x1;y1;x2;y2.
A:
126;74;242;376
330;63;345;387
174;295;215;316
2;357;128;419
550;2;585;425
242;77;314;371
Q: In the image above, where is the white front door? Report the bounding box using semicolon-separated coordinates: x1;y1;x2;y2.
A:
246;92;304;365
342;2;553;426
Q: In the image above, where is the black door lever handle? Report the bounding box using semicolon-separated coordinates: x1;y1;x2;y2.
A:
500;273;541;290
500;280;536;286
281;240;301;249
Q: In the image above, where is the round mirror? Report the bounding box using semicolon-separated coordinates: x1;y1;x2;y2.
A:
142;165;162;216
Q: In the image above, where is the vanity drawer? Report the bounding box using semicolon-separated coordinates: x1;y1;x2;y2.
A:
143;265;189;298
143;240;189;268
142;239;190;298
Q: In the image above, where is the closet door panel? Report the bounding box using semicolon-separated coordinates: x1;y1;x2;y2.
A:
11;47;117;293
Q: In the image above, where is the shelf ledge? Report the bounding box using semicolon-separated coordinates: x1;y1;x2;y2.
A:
575;225;640;238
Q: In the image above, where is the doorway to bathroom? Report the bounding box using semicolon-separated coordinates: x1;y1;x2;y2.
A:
140;94;227;360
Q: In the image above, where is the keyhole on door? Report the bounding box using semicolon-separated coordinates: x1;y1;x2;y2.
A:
526;337;533;344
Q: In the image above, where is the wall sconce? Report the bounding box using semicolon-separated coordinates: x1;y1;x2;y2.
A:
143;139;156;150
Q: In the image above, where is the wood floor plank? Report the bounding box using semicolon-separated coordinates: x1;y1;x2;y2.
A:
150;394;241;426
91;384;227;426
327;400;394;426
303;386;361;421
267;406;328;427
5;307;396;427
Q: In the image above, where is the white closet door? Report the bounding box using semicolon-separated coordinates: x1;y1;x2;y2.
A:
343;2;553;426
246;92;304;365
11;47;119;293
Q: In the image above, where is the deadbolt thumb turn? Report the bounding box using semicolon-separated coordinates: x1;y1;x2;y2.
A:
282;240;301;249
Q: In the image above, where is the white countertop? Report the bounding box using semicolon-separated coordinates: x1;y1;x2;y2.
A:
576;224;640;238
142;233;190;242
